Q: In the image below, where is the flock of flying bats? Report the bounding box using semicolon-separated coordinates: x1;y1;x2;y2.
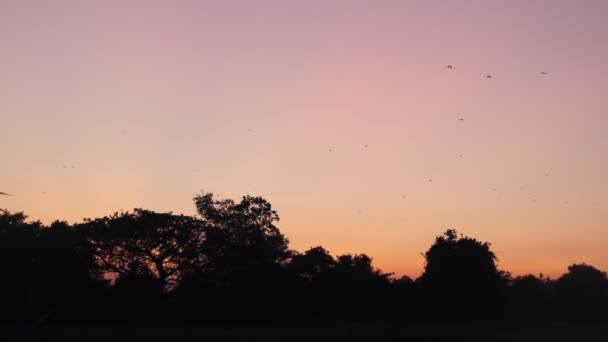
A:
1;65;551;200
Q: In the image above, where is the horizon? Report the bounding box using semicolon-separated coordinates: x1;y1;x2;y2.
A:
2;1;608;280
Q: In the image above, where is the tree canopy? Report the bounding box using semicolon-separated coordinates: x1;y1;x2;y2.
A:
1;197;607;326
194;192;291;284
80;209;207;288
420;229;509;318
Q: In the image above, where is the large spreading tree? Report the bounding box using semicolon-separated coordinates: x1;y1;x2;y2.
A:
80;209;207;289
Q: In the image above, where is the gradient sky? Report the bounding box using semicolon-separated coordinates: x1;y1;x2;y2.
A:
1;0;607;278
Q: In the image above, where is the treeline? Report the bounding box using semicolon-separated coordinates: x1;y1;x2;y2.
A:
1;192;607;327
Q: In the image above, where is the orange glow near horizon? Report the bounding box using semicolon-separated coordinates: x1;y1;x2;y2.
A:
1;1;607;279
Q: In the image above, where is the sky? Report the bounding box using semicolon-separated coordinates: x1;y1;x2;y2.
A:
1;0;607;278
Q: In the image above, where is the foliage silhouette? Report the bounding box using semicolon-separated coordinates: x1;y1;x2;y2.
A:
419;229;509;319
289;246;335;281
0;193;607;328
507;274;550;317
193;192;291;285
80;209;207;289
553;263;608;319
0;211;103;326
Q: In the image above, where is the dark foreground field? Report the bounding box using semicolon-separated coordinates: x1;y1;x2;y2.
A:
1;321;606;342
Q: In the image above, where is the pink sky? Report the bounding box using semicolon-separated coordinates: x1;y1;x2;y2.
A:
1;1;607;278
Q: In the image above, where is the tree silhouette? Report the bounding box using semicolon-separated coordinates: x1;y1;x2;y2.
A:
112;261;164;316
193;192;291;285
0;210;43;324
32;220;103;325
309;253;393;319
289;246;335;282
419;229;509;319
171;193;295;320
553;263;608;318
0;211;104;326
3;200;608;328
507;274;550;317
80;209;207;289
390;275;420;319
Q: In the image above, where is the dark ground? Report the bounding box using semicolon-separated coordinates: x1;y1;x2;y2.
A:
1;320;606;342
